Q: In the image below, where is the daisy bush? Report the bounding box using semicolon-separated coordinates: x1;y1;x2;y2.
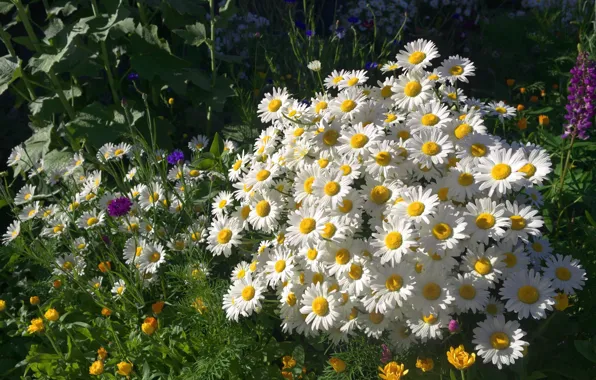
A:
208;39;587;372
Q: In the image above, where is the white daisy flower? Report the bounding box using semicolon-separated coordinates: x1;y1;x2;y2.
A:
138;183;164;210
338;69;368;89
393;186;439;224
419;204;468;252
14;184;36;205
324;239;359;276
300;282;341;331
111;279;127;299
503;200;543;243
517;147;552;186
207;216;242;257
476;148;527;197
487;101;516;121
337;258;371;297
112;143;132;160
391;73;434;111
6;144;25;167
286;204;330;247
212;191;234;217
138;241;167;274
464;197;510;244
461;244;505;286
438;55;476;83
307;60;321;72
370;263;416;312
526;237;552;260
412;269;454;315
542;254;586;295
77;211;106;230
55;254;85;276
395;39;440;73
380;61;399;73
324;69;348;89
312;173;352;208
371;216;417;266
257;87;290;122
407;129;454;168
407;101;452;132
2;220;21;245
500;269;555;319
19;201;40;221
337;122;382;160
450;273;490;313
329;87;366;120
248;194;281;233
472;315;528;369
484;296;506;317
229;273;266;318
406;309;450;342
265;248;295;286
446;160;480;202
495;241;530;276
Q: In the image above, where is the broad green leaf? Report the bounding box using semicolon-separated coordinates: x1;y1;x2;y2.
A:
0;55;21;95
14;125;53;177
42;150;73;173
29;86;82;119
585;211;596;228
0;1;13;14
47;0;78;16
88;0;131;41
574;340;596;363
166;0;206;16
0;200;7;209
43;18;65;43
173;22;207;47
66;102;128;147
449;369;458;380
210;133;223;157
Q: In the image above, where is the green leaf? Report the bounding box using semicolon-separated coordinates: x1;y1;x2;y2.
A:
47;0;78;16
14;126;53;177
0;55;21;95
88;0;131;42
0;200;7;210
66;102;128;147
174;22;207;47
585;211;596;228
574;340;596;363
0;1;14;14
449;369;458;380
196;159;215;170
166;0;206;16
210;133;223;157
43;150;73;173
528;371;548;379
29;86;82;119
526;107;553;115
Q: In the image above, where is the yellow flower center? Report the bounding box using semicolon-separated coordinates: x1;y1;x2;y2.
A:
288;109;297;118
447;92;457;100
148;192;159;204
275;260;286;273
370;186;391;204
495;106;507;114
437;187;449;201
149;252;161;263
432;223;452;240
422;282;441;300
321;223;337;239
407;201;425;217
385;113;398;123
347;77;359;86
302;176;315;194
375;152;392;166
454;123;472;139
114;149;124;156
421;113;440;126
423;313;437;324
459;284;476;300
324;181;341;196
490;332;511;350
474;258;492;275
315;101;328;114
340;165;352;176
486;303;498;315
555;267;572;281
335;248;351;265
369;312;384;324
242;285;256;301
449;65;464;75
471;143;487;157
532;242;543;252
476;213;496;229
312;296;329;316
333;76;344;84
348;264;362;280
233;160;243;171
458;173;474;186
255;200;271;217
189;169;200;177
62;261;73;270
404;81;422;97
518;163;537;178
517;285;539;304
398;130;410;140
408;51;426;64
350;133;369;149
307;248;318;260
338;199;353;213
299;218;316;234
286;292;297;306
340;100;357;113
385;274;403;291
293;127;305;137
218;200;227;209
256;169;271;182
510;215;526;230
240;205;250;220
312;272;324;284
117;286;124;295
87;217;99;227
217;229;233;244
268;99;282;112
135;247;143;256
323;129;339;146
503;253;517;268
24;193;32;200
491;163;512;180
422;142;441;156
381;86;393;98
385;232;403;250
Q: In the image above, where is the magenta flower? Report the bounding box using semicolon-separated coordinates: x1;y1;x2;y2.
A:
563;52;596;140
107;197;132;217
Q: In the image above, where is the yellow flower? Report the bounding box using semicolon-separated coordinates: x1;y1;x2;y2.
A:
554;292;569;311
517;117;527;130
44;308;59;322
415;357;434;372
379;361;409;379
117;361;133;376
89;360;104;375
98;261;111;273
282;355;296;370
0;300;6;312
281;371;293;380
506;79;515;87
27;318;44;334
30;296;40;305
520;87;526;94
517;104;525;111
168;98;175;106
446;345;476;370
141;317;158;335
98;347;108;360
538;115;549;126
152;301;165;315
329;357;346;373
101;307;112;317
192;298;207;314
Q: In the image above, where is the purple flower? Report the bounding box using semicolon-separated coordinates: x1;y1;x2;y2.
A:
348;16;359;24
167;149;185;165
563;52;596;140
101;235;112;246
306;29;315;37
380;344;392;363
295;21;306;30
107;197;132;217
335;27;346;39
448;319;460;333
365;61;378;70
127;72;139;81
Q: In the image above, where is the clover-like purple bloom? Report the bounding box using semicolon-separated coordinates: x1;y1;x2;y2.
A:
448;319;460;333
167;149;185;165
107;197;132;217
380;344;392;363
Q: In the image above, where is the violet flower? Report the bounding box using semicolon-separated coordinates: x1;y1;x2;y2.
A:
167;149;185;165
563;52;596;140
448;319;460;333
380;344;392;363
107;197;132;217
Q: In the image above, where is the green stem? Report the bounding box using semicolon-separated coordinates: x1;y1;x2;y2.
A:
13;0;41;52
460;369;466;380
207;0;217;136
47;70;76;120
100;41;120;106
91;0;100;16
21;72;37;100
10;83;32;102
0;26;17;57
45;328;65;361
557;133;576;198
137;2;148;25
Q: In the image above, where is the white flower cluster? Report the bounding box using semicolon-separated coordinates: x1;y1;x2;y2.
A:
209;39;587;369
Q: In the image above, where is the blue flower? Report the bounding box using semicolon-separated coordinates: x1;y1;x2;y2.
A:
127;72;139;81
335;27;346;39
348;16;359;24
306;29;315;37
167;149;185;165
365;62;378;70
295;21;306;30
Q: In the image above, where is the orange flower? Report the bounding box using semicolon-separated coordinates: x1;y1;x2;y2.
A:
415;357;434;372
552;83;559;90
98;347;108;360
44;308;59;321
538;115;550;126
329;357;346;373
98;261;111;273
53;280;62;289
541;89;546;97
27;318;44;334
141;317;158;335
89;360;104;375
379;361;409;379
517;104;525;111
506;79;515;87
101;307;112;317
530;95;539;103
446;345;476;370
282;355;297;370
520;87;526;94
30;296;40;305
152;301;165;315
517;117;528;130
116;361;133;376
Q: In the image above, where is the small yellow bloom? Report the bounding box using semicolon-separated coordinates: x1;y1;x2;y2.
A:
281;371;293;379
44;308;59;322
27;318;44;334
554;292;569;311
540;89;546;97
506;79;515;87
282;355;296;370
520;87;526;94
101;307;112;317
517;104;525;112
53;280;62;289
538;115;549;126
329;357;346;373
446;345;476;370
89;360;104;375
152;301;165;315
415;357;434;372
98;347;108;360
117;361;133;376
192;298;207;314
379;361;409;379
168;97;175;105
30;296;40;305
517;117;527;130
98;261;111;273
0;300;6;312
141;317;158;335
